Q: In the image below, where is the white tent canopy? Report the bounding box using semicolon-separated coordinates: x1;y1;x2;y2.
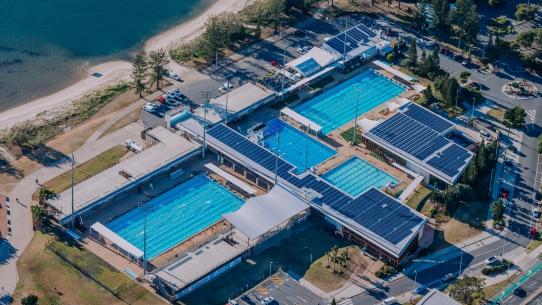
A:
90;222;143;259
223;186;309;240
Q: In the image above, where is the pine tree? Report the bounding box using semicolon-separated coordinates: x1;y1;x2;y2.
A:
148;49;170;90
477;140;488;174
407;40;418;68
131;53;148;98
463;160;479;186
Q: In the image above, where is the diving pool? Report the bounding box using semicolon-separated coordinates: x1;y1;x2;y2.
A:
261;118;335;172
322;157;399;197
295;69;405;134
107;174;244;259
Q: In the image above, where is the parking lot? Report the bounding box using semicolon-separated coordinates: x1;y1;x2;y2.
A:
204;14;370;88
233;271;325;305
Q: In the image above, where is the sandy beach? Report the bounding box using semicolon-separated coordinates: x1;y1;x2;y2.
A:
0;0;247;130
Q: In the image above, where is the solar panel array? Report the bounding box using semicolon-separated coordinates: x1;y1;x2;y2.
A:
427;144;472;177
370;113;449;160
401;103;453;133
325;24;376;54
207;124;425;248
334;188;424;244
368;102;472;180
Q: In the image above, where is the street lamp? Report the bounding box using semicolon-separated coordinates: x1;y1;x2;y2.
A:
201;91;210;159
413;270;417;290
269;261;273;277
352;87;361;145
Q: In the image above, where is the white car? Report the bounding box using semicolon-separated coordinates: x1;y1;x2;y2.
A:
296;47;306;54
533;208;541;219
260;297;274;305
169;72;181;81
219;82;233;93
143;102;158;112
125;139;143;153
485;256;500;266
302;46;311;52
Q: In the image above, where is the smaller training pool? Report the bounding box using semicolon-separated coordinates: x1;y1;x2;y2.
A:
322;157;399;197
107;174;244;259
260;118;335;172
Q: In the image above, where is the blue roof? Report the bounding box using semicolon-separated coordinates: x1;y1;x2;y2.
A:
207;124;426;254
295;58;321;76
367;102;472;182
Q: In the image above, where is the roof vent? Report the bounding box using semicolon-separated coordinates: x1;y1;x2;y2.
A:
382;203;387;208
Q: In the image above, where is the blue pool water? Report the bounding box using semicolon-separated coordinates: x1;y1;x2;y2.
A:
295;69;405;134
322;157;399;197
261;119;336;172
107;174;244;259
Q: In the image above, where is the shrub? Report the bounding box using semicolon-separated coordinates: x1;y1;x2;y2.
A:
481;260;512;275
515;4;538;21
21;295;38;305
459;71;471;83
375;264;397;279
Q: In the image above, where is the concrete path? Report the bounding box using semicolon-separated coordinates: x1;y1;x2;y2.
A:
0;122;143;303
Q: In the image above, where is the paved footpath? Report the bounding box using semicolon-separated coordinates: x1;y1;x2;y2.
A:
0;122;142;303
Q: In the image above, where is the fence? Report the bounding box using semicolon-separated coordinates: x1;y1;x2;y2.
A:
45;240;132;303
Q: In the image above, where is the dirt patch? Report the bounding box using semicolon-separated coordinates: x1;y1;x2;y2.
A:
100;107;141;139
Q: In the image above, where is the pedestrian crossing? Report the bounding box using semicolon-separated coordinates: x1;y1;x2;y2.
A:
526;109;536;125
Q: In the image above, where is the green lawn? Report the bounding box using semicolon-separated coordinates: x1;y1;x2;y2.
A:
340;127;362;145
405;186;432;213
15;231;166;305
38;145;128;197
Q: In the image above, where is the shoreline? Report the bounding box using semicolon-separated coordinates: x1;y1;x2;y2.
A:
0;0;247;130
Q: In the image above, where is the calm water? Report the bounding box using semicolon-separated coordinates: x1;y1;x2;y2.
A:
0;0;211;111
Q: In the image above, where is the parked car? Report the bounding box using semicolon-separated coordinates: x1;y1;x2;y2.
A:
484;256;500;266
219;82;234;93
380;297;398;305
168;72;181;81
143;102;158;112
228;299;239;305
125;139;143;153
294;30;305;37
260;296;274;305
302;46;311;53
296;47;306;54
533;208;541;218
514;287;527;298
441;273;456;283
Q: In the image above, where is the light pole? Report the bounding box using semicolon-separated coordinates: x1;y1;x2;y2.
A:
352;87;361;145
138;202;149;276
274;132;280;185
413;270;417;290
201;91;210;159
269;261;273;277
70;153;75;229
225;79;230;125
470;97;476;120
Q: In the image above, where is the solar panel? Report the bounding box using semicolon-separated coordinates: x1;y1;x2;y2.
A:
427;144;472;177
368;103;472;180
206;124;425;248
401;103;453;133
295;58;322;76
335;188;424;244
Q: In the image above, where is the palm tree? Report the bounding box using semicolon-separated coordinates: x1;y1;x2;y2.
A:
131;53;149;98
31;205;47;230
148;49;170;90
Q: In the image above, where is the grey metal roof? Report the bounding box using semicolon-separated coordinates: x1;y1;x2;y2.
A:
223;186;309;240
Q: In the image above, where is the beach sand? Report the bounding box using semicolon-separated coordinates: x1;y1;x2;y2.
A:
0;0;247;130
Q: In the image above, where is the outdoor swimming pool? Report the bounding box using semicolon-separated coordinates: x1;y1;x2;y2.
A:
261;118;335;172
107;174;244;259
322;157;399;197
295;69;405;134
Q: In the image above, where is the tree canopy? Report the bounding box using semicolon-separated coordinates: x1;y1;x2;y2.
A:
449;276;485;305
503;106;527;129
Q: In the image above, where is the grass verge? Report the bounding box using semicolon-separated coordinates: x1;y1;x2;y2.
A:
14;231;165;305
405;186;432;212
36;145;127;198
340;127;362;145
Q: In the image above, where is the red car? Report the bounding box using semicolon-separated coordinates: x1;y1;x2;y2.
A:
270;60;278;67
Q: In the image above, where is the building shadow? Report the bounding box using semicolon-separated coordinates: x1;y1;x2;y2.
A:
21;144;69;168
